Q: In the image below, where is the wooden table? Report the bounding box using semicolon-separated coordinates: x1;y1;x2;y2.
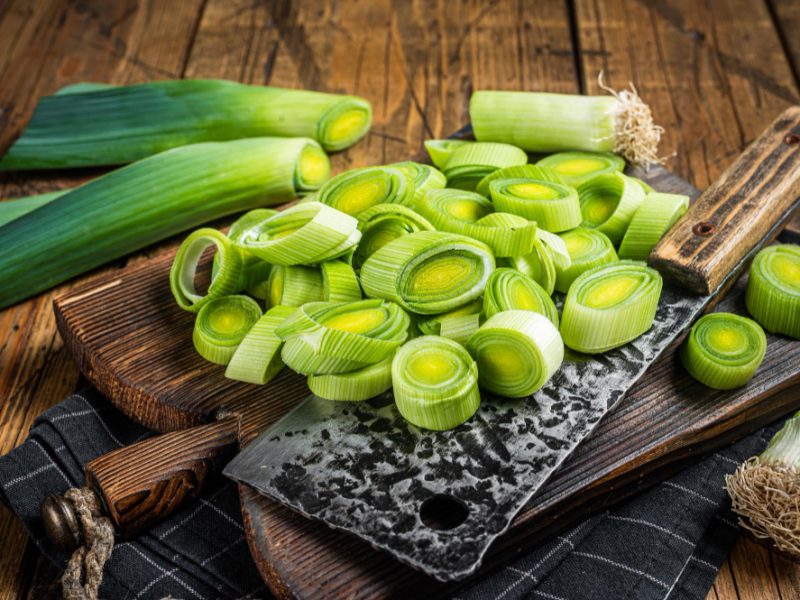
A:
0;1;798;598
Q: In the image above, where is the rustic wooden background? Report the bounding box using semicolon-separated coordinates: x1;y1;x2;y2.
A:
0;0;798;598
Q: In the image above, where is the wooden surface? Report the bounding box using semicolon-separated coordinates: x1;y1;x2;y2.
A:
0;0;798;598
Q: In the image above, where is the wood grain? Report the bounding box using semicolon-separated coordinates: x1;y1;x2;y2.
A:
1;1;799;599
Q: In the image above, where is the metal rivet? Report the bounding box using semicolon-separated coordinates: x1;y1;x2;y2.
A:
784;133;800;146
692;222;716;237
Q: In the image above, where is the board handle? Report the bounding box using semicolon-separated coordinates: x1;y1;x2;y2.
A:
649;106;800;295
41;418;239;548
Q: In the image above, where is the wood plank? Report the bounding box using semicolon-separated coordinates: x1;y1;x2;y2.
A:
727;537;784;600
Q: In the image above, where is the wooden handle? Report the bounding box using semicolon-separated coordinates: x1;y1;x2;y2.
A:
650;106;800;295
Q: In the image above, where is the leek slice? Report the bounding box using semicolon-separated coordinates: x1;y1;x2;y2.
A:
225;305;295;384
442;142;528;191
439;313;482;346
317;166;415;216
498;236;556;294
536;151;625;187
171;228;243;313
416;299;484;336
0;190;68;227
212;208;277;295
267;265;323;308
467;310;563;397
681;313;767;390
483;268;559;325
745;244;800;339
416;189;538;257
308;355;394;401
618;192;689;260
237;201;360;265
555;228;618;293
475;164;564;198
391;161;447;202
577;172;646;245
1;79;371;169
489;178;581;232
392;335;480;430
193;295;262;365
424;139;471;169
360;231;495;315
536;228;571;270
0;137;328;309
281;336;371;375
321;261;362;302
469;88;663;166
560;260;662;353
354;204;435;269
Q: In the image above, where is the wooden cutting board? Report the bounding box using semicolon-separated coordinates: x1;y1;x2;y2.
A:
53;164;800;598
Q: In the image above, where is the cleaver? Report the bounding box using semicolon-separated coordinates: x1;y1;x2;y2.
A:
40;108;800;582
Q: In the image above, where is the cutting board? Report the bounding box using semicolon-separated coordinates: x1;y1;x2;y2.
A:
53;162;800;598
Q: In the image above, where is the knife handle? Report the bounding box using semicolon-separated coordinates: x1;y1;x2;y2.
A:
650;106;800;295
41;418;239;548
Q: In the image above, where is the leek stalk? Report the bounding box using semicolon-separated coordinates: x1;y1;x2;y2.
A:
0;190;68;227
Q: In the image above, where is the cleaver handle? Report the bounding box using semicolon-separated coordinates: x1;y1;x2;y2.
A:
41;418;239;548
650;106;800;295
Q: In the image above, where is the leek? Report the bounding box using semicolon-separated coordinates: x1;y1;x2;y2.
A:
354;204;434;269
577;172;646;245
555;228;618;293
424;140;471;170
0;190;68;227
489;178;581;232
618;192;689;260
440;142;528;191
391;161;447;202
0;137;329;309
439;313;482;346
483;268;559;325
475;164;563;198
536;151;625;187
213;208;277;295
359;231;495;315
416;189;538;257
225;305;295;384
745;244;800;339
308;355;394;401
391;335;480;430
317;166;415;216
267;265;323;308
193;295;262;365
725;410;800;558
680;313;766;390
469;82;664;166
321;261;362;302
416;299;484;337
467;310;563;397
560;260;662;353
1;79;371;169
171;228;243;313
236;201;360;265
498;236;556;294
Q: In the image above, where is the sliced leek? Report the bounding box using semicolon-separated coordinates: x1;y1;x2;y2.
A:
416;189;538;257
470;86;663;166
267;265;323;307
193;295;262;365
536;228;571;270
467;310;563;397
560;260;662;353
225;305;295;384
498;236;556;294
577;172;646;245
0;137;328;309
536;151;625;187
489;178;581;232
321;261;362;302
317;166;415;216
213;208;277;295
483;268;559;325
439;313;482;346
618;192;689;260
237;201;359;265
354;204;435;268
391;161;447;202
0;190;68;227
1;79;371;169
745;244;800;339
554;228;618;293
475;164;564;198
681;313;767;390
391;335;480;430
441;142;528;191
308;355;394;401
171;228;243;313
416;298;484;336
360;231;495;314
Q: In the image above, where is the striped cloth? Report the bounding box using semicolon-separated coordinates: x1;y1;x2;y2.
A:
0;389;780;599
